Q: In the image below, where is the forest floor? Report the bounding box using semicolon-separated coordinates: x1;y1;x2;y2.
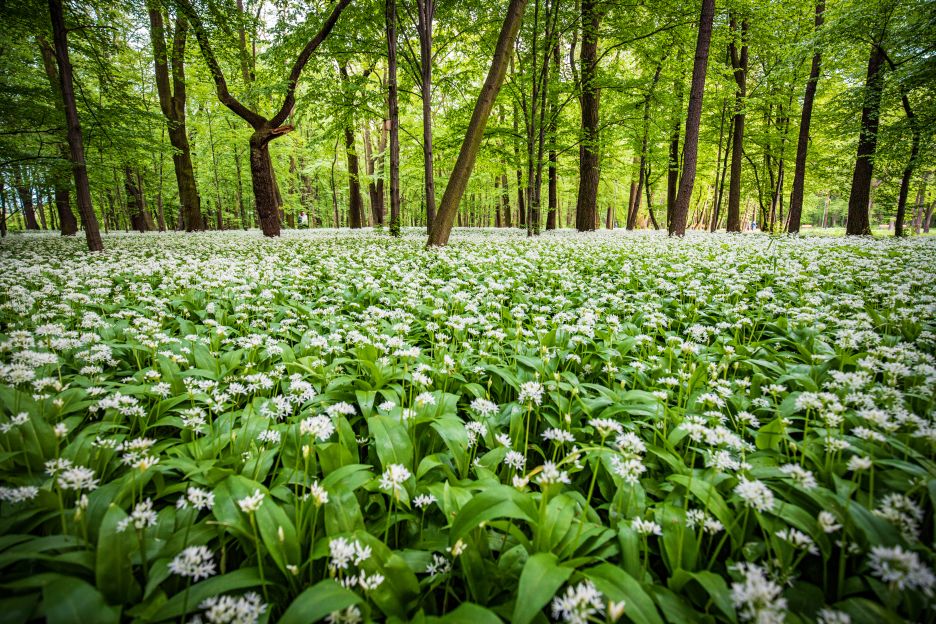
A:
0;229;934;623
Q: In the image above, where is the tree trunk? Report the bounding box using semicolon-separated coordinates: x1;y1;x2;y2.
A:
846;42;886;236
894;94;919;237
575;0;601;232
344;125;364;229
125;167;154;232
501;172;512;227
726;15;748;233
13;170;40;230
250;135;282;236
667;54;684;225
427;0;528;246
387;0;402;235
669;0;715;236
417;0;436;232
787;0;824;233
147;5;203;232
0;181;6;237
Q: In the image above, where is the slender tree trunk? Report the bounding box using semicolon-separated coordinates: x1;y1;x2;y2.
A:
667;58;684;225
669;0;715;236
0;181;6;237
427;0;528;246
846;41;886;236
709;97;727;231
726;15;748;233
13;170;40;230
387;0;402;235
147;5;203;231
788;0;824;233
125;167;154;232
575;0;601;231
417;0;436;232
893;93;919;237
628;61;663;230
501;172;512;227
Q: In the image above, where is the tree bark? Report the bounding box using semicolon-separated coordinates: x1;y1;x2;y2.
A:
125;167;155;232
787;0;824;233
893;91;919;237
387;0;402;235
49;0;104;251
846;41;886;236
575;0;601;231
147;5;203;231
427;0;528;246
726;15;748;233
546;45;559;230
13;169;39;230
416;0;436;232
628;61;663;230
669;0;715;236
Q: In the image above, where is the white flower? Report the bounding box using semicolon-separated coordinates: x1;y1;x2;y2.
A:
307;481;329;506
536;461;571;486
117;498;158;532
413;493;436;509
778;464;817;489
542;428;575;444
198;592;266;624
0;485;40;503
329;537;371;572
610;455;645;485
731;563;787;623
470;398;498;417
631;517;662;535
846;455;872;472
868;545;935;595
734;478;775;512
817;608;851;624
379;463;411;495
300;415;335;441
551;580;604;624
425;553;451;578
238;489;265;514
327;605;363;624
56;465;99;492
518;381;544;405
775;528;818;555
818;511;842;533
186;486;215;511
504;450;527;471
589;418;623;437
169;545;216;580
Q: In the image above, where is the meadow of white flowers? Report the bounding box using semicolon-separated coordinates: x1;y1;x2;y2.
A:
0;228;934;624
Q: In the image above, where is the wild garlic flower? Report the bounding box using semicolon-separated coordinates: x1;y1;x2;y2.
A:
169;545;216;580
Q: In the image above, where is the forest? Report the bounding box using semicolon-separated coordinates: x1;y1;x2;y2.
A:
0;0;934;245
1;1;936;624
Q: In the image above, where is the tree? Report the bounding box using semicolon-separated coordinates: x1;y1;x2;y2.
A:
387;0;401;236
415;0;435;232
787;0;824;234
427;0;528;246
845;40;887;235
178;0;352;237
669;0;715;237
48;0;103;251
147;1;203;231
725;14;748;232
575;0;601;232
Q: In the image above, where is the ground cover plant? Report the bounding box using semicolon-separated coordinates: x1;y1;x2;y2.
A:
1;229;935;623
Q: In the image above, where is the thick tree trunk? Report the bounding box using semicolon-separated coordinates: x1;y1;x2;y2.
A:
726;15;748;233
501;172;512;227
667;57;684;225
669;0;715;236
344;125;364;229
249;135;282;236
846;42;886;236
427;0;528;246
55;187;77;235
387;0;402;235
575;0;601;231
788;0;824;233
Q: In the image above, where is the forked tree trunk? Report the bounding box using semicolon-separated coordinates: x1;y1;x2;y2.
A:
575;0;601;231
181;0;352;237
427;0;528;246
846;41;886;236
669;0;715;236
788;0;824;233
13;170;40;230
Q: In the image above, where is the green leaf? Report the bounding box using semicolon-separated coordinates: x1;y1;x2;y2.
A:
450;485;537;543
512;553;573;624
279;580;362;624
153;568;264;620
95;504;141;605
43;576;120;624
367;414;413;469
585;564;664;624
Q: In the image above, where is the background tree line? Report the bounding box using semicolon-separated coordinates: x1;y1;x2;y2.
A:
0;0;934;250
